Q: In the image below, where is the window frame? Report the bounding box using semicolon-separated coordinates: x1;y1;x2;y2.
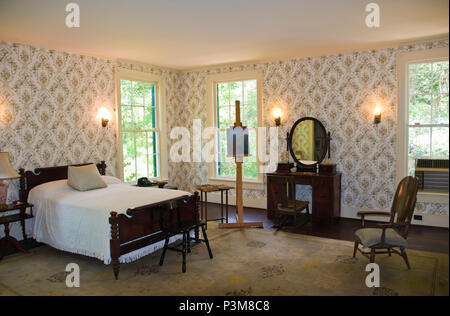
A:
115;68;168;183
396;47;449;203
206;70;264;189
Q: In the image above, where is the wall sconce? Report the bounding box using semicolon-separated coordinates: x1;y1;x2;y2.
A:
98;108;111;127
273;108;282;126
374;107;381;124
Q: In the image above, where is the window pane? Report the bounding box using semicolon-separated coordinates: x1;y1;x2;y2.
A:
409;94;431;125
242;105;258;127
133;106;145;130
217;129;227;155
433;93;449;124
229;81;243;105
122;132;136;182
132;81;144;106
217;82;230;106
432;61;449;94
145;106;155;129
409;127;431;158
218;106;231;128
121;106;133;130
135;132;148;178
217;151;236;178
244;80;257;105
144;83;154;107
409;63;433;95
431;127;449;158
120;80;131;105
147;132;158;177
243;128;257;179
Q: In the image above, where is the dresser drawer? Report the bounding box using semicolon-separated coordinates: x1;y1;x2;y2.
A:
312;178;333;202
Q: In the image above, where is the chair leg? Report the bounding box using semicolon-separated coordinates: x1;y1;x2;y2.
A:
201;225;213;259
181;232;187;273
276;215;289;231
159;234;170;266
370;248;376;263
187;233;191;253
388;248;392;256
400;247;411;270
293;213;297;226
353;241;359;258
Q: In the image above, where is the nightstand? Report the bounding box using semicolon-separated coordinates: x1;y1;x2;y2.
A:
0;201;34;260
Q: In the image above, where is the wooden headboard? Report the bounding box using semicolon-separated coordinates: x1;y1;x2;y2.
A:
19;161;106;202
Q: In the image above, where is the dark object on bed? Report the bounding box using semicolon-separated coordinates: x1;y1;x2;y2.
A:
159;205;213;273
137;177;153;187
18;161;199;280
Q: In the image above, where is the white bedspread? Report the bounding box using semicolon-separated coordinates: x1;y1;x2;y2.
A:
29;176;191;264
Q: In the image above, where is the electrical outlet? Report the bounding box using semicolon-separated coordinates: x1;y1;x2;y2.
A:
413;215;423;221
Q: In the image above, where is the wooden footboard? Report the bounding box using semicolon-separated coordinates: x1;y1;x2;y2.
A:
108;192;199;280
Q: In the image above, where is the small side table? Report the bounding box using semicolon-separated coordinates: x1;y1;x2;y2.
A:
195;185;233;228
0;202;34;260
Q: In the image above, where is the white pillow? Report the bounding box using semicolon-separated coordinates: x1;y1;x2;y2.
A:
67;164;107;191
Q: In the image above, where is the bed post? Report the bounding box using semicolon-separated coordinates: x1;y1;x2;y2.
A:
99;161;107;176
109;212;120;280
19;168;26;203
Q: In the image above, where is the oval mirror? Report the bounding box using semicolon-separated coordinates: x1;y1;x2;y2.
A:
288;117;328;166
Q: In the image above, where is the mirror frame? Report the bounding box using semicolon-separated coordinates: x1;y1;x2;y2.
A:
287;117;328;168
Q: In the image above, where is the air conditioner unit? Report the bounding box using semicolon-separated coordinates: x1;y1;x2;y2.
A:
414;159;449;192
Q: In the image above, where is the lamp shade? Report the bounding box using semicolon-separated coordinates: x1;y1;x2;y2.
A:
0;152;20;180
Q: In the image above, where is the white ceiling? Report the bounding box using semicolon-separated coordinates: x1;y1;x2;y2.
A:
0;0;448;70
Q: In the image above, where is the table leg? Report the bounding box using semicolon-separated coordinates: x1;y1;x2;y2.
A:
220;190;224;224
199;191;203;221
205;192;208;229
226;190;229;223
21;208;26;241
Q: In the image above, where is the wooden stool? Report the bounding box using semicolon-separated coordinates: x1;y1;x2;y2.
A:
159;219;213;273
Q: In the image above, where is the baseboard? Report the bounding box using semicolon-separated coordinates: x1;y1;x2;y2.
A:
341;205;449;228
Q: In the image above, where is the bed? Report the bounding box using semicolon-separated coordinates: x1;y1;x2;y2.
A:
18;161;199;279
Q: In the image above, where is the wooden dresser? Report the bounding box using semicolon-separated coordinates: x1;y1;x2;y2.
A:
266;172;341;224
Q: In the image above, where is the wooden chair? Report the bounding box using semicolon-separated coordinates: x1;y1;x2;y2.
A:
353;176;419;269
270;176;310;231
159;200;213;273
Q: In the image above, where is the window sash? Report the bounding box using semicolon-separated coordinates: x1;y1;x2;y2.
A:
214;79;259;180
120;79;160;181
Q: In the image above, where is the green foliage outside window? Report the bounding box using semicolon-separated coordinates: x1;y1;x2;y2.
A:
408;61;449;175
217;80;258;179
120;80;158;182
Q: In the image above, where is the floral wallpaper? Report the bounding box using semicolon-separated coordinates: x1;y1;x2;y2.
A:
0;41;180;204
0;37;448;224
172;37;449;218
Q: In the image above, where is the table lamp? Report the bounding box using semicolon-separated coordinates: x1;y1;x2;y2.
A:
0;152;20;207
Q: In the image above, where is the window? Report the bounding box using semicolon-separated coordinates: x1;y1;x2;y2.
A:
397;47;449;201
117;69;167;183
206;71;263;185
217;80;258;179
407;61;449;176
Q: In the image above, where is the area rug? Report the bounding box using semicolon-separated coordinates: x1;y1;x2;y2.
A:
0;223;448;296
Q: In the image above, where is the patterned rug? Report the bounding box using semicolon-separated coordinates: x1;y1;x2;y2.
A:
0;223;448;296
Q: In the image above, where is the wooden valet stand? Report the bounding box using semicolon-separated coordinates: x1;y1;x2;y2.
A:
218;101;263;229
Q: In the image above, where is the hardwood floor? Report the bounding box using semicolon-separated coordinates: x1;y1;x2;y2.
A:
205;203;449;254
1;203;448;258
